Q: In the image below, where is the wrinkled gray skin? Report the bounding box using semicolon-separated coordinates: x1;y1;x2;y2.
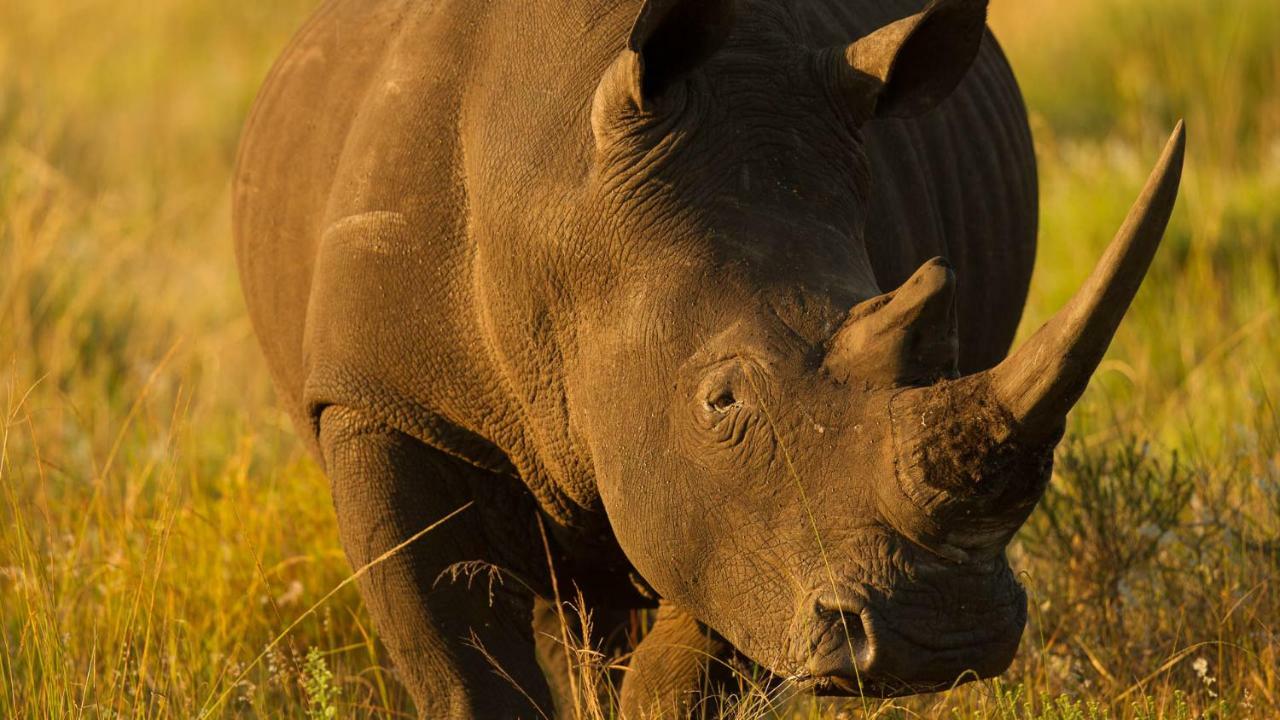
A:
234;0;1184;717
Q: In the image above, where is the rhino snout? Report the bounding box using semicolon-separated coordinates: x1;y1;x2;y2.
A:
793;577;1027;698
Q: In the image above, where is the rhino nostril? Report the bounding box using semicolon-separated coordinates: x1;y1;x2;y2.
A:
845;610;879;673
815;594;878;673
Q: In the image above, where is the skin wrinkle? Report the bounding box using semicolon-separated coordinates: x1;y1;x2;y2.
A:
963;61;1007;286
948;58;999;348
961;42;1036;369
980;49;1039;303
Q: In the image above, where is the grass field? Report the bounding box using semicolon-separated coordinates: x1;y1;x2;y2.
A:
1;0;1277;717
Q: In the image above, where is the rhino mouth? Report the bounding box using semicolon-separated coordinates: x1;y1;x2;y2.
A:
789;584;1026;698
803;673;957;699
800;626;1015;698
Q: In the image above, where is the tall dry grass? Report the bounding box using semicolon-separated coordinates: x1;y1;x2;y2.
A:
2;0;1277;717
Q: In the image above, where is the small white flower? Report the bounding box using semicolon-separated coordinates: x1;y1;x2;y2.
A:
1192;656;1209;678
1192;656;1218;697
275;579;304;606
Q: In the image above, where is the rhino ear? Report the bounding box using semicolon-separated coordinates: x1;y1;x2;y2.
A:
596;0;734;119
839;0;989;120
823;257;960;387
630;0;734;102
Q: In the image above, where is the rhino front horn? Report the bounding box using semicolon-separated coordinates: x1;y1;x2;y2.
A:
989;121;1186;442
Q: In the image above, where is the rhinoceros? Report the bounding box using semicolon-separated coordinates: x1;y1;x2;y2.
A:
233;0;1184;716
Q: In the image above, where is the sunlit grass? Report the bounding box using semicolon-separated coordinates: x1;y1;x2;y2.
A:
2;0;1277;717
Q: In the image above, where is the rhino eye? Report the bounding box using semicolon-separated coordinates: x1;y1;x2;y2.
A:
707;390;739;413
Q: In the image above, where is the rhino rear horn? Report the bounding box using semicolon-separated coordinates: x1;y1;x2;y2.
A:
824;257;960;387
837;0;989;120
988;122;1187;442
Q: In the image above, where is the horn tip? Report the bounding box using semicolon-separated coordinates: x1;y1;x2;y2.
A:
1166;119;1187;165
1151;119;1187;209
911;257;957;296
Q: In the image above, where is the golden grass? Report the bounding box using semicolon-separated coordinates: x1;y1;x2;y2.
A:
2;0;1277;717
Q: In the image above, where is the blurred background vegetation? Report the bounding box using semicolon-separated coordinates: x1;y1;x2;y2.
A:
1;0;1276;717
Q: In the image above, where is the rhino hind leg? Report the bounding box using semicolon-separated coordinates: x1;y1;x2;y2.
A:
319;406;552;719
620;602;740;719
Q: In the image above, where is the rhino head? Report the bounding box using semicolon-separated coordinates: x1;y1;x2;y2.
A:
562;0;1185;696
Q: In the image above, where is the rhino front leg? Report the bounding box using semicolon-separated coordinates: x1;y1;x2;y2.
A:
620;601;734;719
534;598;636;717
319;406;552;719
